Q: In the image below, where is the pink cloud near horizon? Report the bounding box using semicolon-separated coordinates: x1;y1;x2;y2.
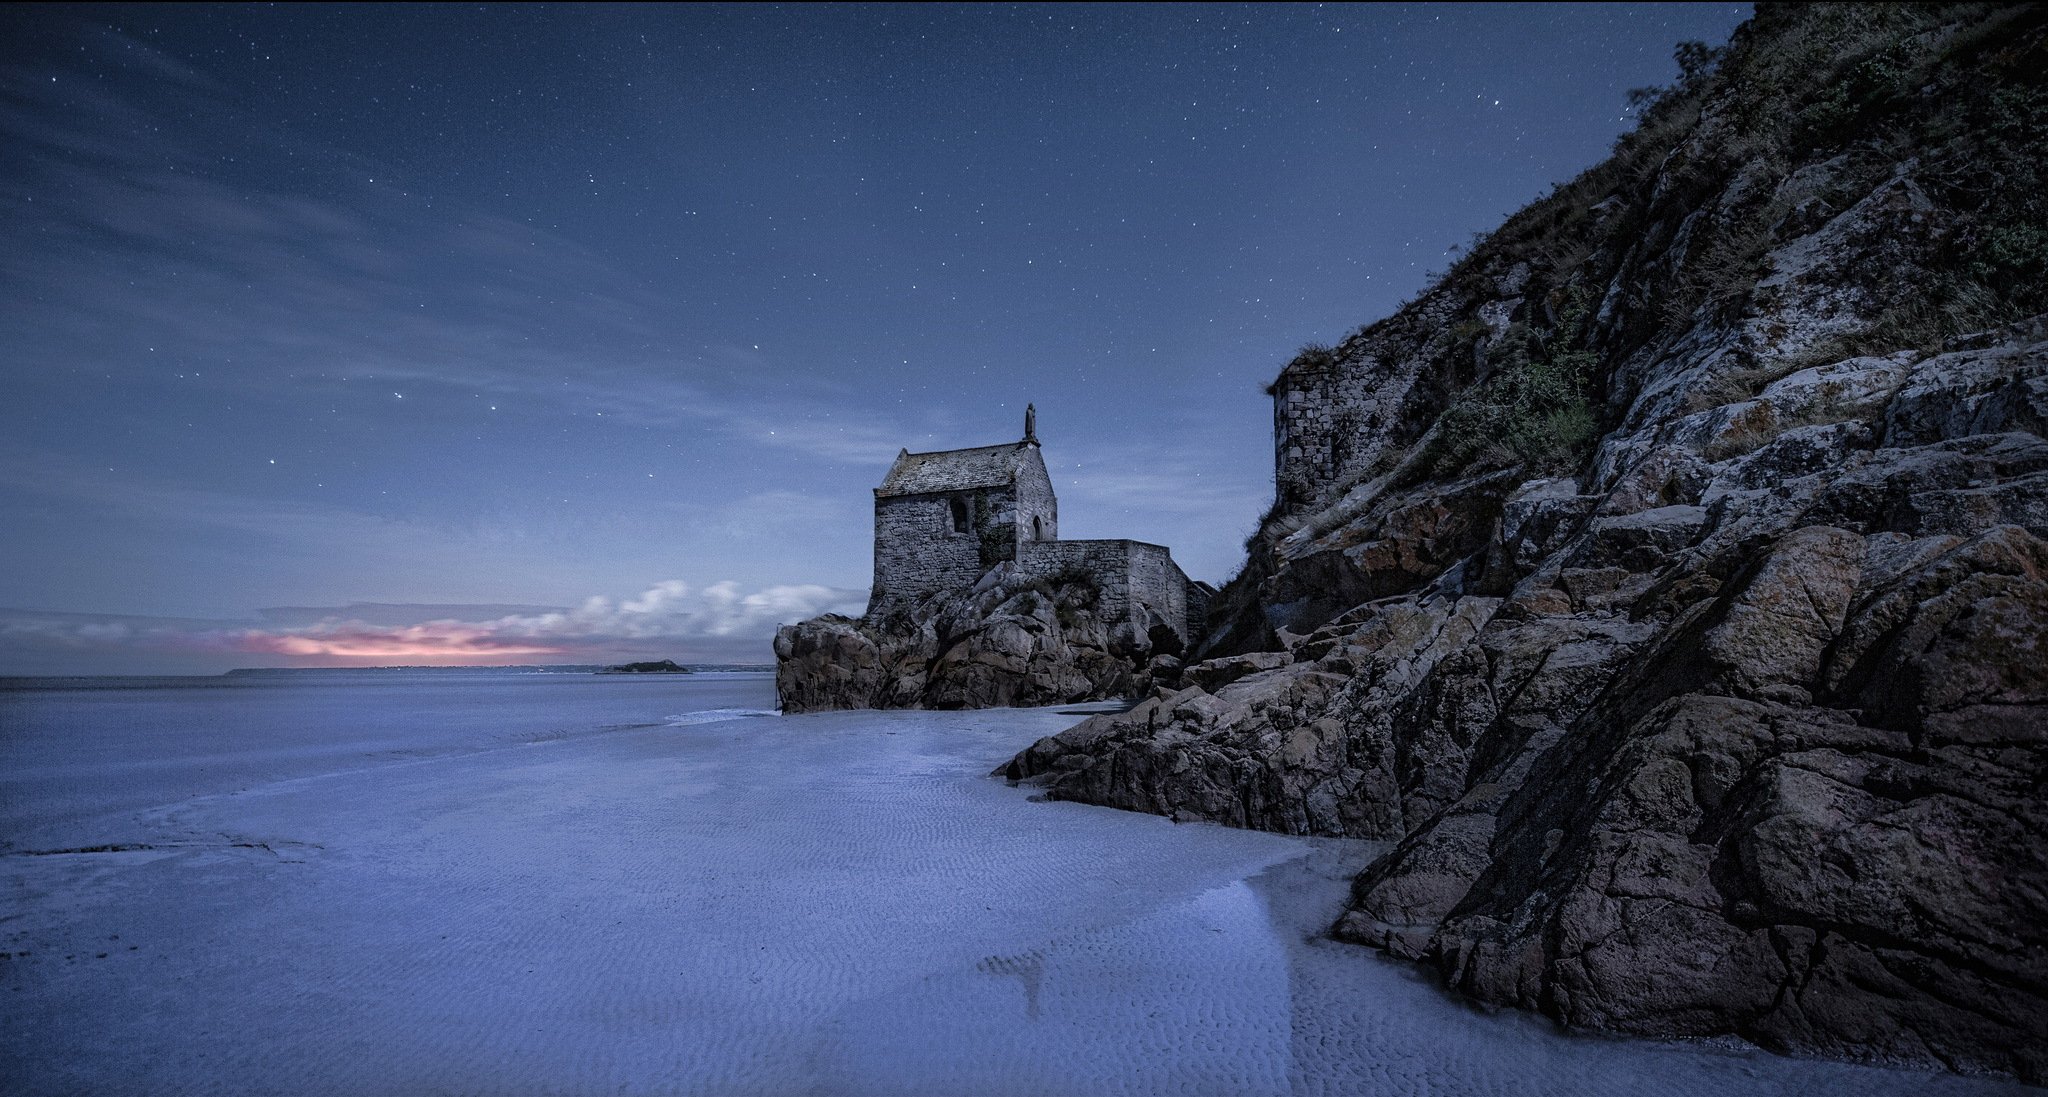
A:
0;580;868;671
238;624;567;660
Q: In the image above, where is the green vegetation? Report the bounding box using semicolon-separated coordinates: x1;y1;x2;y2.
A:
978;524;1012;566
1250;4;2045;533
973;490;1014;567
1291;342;1338;371
1267;342;1339;396
1030;565;1100;628
1423;289;1601;478
1408;3;2046;479
1657;4;2048;348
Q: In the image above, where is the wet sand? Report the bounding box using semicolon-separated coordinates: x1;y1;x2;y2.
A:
0;674;2032;1095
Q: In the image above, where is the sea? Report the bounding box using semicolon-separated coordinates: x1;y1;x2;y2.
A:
0;668;2032;1096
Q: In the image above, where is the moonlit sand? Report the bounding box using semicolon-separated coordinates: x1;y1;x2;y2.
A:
0;672;2030;1095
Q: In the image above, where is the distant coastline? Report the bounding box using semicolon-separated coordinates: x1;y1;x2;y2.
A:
598;659;692;674
220;664;774;675
0;664;776;683
0;664;779;693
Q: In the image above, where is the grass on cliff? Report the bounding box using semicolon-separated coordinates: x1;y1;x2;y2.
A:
1648;4;2048;351
1248;3;2047;530
1414;3;2047;481
1422;290;1601;478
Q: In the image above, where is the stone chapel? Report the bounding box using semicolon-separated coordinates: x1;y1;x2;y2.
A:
865;406;1212;646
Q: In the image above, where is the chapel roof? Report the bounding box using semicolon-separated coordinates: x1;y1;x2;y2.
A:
875;441;1035;498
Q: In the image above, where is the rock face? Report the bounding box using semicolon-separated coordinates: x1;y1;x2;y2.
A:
775;563;1169;712
1003;4;2048;1081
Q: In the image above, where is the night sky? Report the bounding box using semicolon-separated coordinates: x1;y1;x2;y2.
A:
0;2;1749;673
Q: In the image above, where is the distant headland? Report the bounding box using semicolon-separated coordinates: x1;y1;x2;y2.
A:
597;659;693;674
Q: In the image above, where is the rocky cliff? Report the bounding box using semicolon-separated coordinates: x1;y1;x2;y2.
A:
1002;3;2048;1080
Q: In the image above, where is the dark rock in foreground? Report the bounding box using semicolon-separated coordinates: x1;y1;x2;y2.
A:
1008;518;2048;1078
1003;5;2048;1081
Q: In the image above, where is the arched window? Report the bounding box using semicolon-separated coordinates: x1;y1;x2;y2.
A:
1032;515;1043;541
948;495;970;534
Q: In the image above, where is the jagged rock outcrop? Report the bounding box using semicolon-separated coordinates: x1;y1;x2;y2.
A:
1003;4;2048;1080
775;564;1168;712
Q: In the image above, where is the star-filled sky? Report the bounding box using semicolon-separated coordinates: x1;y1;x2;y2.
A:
1;2;1749;673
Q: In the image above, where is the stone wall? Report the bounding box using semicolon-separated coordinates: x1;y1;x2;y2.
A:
1015;538;1114;601
1273;347;1420;513
1123;540;1189;646
869;486;1018;616
1013;445;1059;548
1184;581;1214;640
1017;538;1191;645
1273;359;1346;509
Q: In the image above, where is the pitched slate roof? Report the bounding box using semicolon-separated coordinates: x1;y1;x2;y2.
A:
875;442;1032;497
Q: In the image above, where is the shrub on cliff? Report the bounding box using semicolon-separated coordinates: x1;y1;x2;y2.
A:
1424;290;1601;478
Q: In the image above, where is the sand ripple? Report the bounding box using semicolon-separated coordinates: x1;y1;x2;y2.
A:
0;676;2033;1096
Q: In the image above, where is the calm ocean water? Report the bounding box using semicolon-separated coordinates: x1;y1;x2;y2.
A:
0;667;779;841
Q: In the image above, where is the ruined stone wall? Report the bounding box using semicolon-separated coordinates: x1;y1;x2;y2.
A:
869;486;1017;617
1274;361;1342;509
1273;352;1406;512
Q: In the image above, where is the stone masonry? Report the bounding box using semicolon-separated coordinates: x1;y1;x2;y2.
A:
866;406;1209;643
1273;354;1370;510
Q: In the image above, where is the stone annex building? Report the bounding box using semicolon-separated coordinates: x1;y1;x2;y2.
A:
866;406;1212;647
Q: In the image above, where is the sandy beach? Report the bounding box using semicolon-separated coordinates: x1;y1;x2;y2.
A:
0;671;2031;1096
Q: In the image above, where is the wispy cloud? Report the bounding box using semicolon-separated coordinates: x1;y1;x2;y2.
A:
0;579;867;672
0;27;929;469
0;21;1274;634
